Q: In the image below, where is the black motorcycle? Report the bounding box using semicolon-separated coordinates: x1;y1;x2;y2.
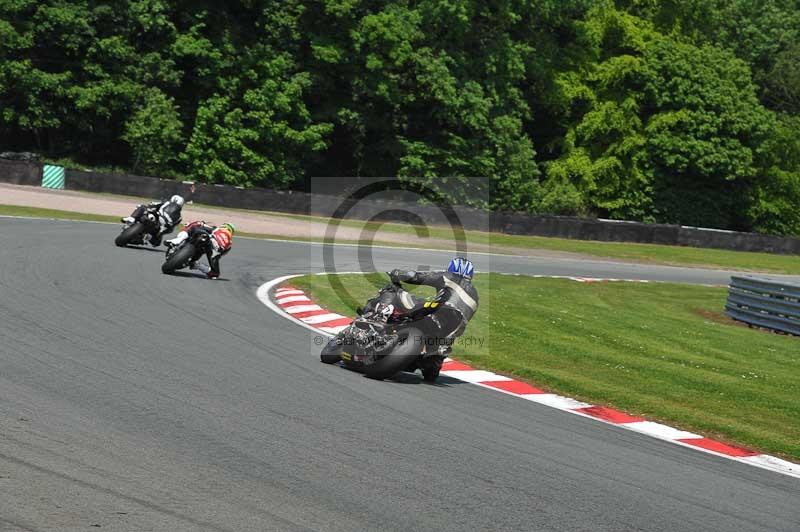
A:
320;278;446;382
114;207;161;247
161;231;211;274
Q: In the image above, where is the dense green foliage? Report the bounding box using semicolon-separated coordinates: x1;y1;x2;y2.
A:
1;1;799;233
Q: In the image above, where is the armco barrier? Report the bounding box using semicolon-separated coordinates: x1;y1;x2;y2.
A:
725;276;800;336
2;159;800;254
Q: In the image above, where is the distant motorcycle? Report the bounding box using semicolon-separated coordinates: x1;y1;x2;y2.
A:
161;230;211;275
320;276;444;382
114;207;161;247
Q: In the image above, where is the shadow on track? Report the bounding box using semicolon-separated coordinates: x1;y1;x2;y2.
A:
166;270;230;282
369;371;466;388
116;245;164;253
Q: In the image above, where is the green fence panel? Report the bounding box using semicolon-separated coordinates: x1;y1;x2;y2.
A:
42;165;65;189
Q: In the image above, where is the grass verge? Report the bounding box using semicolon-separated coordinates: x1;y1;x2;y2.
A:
0;204;120;223
0;204;404;247
329;219;800;274
290;272;800;461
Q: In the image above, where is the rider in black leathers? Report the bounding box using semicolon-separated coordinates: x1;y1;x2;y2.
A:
121;195;184;247
368;258;478;375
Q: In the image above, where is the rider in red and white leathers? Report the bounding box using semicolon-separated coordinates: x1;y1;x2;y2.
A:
166;221;234;279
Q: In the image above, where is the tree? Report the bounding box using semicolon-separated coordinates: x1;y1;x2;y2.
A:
541;8;658;220
618;0;800;111
542;6;778;229
343;1;544;210
0;0;798;234
184;52;332;188
762;42;800;114
644;39;774;229
122;89;183;175
748;113;800;235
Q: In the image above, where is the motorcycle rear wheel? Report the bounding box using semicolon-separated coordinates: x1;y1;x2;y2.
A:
114;222;145;247
161;243;196;274
363;327;423;380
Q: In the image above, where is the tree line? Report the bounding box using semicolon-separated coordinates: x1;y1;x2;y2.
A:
1;0;799;234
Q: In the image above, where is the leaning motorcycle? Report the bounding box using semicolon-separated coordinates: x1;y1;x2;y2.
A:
320;277;445;382
161;231;211;274
114;207;160;247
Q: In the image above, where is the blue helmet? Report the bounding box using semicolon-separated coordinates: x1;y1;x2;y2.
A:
447;257;474;279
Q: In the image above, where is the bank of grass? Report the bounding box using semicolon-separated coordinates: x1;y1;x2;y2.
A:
332;219;800;274
291;272;800;461
3;201;800;274
0;204;120;223
0;204;399;247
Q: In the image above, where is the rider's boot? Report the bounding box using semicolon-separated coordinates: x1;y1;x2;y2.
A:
166;231;188;247
121;216;135;224
421;355;444;382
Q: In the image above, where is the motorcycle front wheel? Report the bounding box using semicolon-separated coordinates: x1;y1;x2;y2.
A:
320;337;343;364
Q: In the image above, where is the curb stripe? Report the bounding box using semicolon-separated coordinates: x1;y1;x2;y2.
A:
677;438;760;457
283;304;324;313
620;421;701;441
276;289;304;296
276;292;307;300
575;406;646;424
311;317;353;328
441;360;475;371
277;295;313;304
481;380;545;395
740;455;799;472
527;394;592;410
256;275;800;480
278;296;313;307
443;370;513;383
319;324;350;334
300;313;351;325
290;309;336;319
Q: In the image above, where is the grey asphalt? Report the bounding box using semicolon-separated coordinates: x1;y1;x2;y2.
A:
0;217;797;532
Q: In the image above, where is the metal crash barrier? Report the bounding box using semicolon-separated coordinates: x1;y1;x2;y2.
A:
725;276;800;336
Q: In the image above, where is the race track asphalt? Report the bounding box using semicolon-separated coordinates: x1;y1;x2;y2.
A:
0;217;798;532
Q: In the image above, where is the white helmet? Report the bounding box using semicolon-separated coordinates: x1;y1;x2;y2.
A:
170;194;185;207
